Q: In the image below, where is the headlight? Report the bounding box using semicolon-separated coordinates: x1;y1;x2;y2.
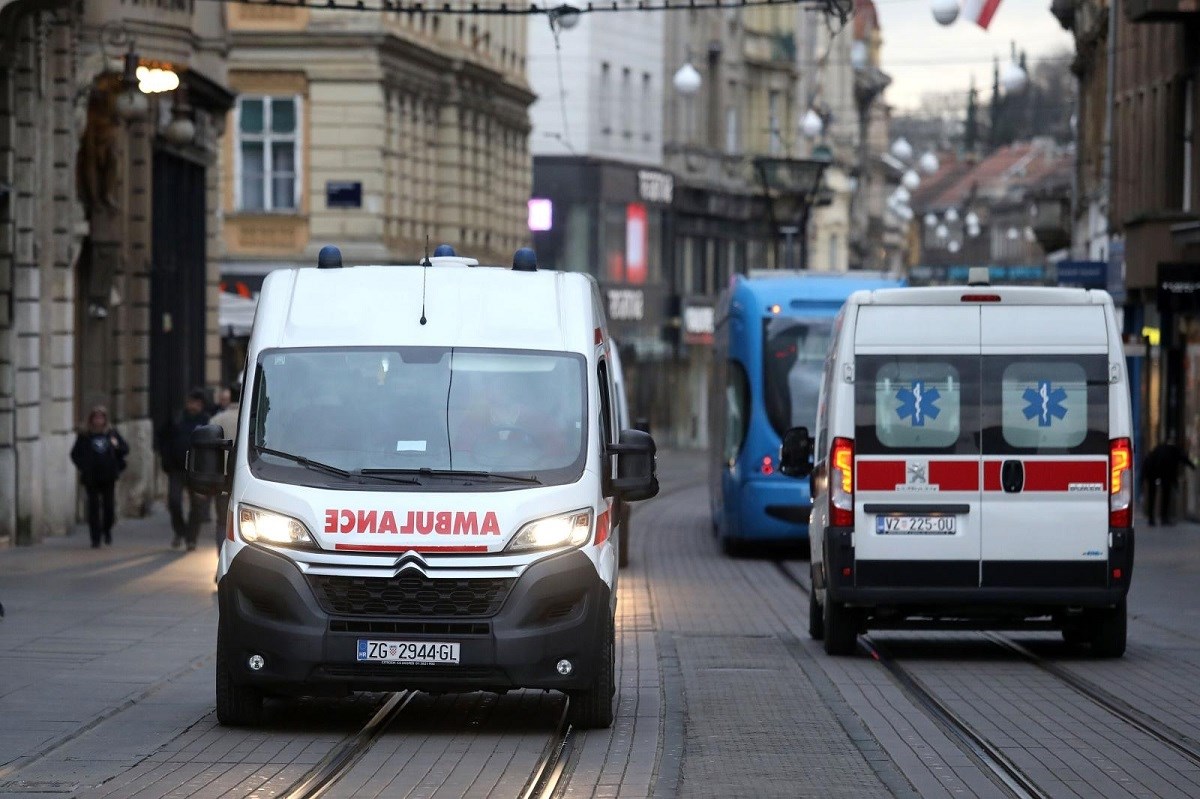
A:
238;505;318;548
505;508;593;553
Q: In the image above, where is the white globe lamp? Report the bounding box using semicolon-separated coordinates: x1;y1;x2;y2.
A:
890;137;913;162
1001;60;1028;93
902;169;921;191
924;213;938;228
918;151;940;174
673;63;701;96
931;0;960;25
801;108;824;139
944;207;959;223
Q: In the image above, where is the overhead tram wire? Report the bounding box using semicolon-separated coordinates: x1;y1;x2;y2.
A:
194;0;853;23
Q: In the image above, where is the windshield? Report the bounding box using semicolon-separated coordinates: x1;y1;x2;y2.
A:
249;347;587;488
762;317;833;438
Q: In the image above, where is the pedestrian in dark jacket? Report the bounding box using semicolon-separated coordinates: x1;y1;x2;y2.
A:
1141;435;1195;525
157;388;210;550
209;384;241;552
70;406;129;548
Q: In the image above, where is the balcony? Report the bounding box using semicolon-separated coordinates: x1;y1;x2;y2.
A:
1125;0;1199;22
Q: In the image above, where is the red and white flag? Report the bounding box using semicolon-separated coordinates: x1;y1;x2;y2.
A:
962;0;1003;29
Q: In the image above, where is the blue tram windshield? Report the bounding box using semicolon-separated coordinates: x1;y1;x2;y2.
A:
762;317;832;438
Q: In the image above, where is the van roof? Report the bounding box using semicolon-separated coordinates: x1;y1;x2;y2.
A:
251;264;599;354
850;285;1114;307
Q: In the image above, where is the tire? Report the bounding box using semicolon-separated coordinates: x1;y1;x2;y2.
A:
567;611;615;729
823;595;859;656
618;504;630;569
808;571;825;640
1061;622;1088;645
215;628;265;727
1088;598;1127;658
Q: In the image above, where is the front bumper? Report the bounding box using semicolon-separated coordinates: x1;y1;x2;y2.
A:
218;545;611;695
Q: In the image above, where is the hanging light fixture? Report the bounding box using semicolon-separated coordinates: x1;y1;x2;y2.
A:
902;169;921;191
890;137;914;162
673;62;701;96
944;207;959;223
163;87;195;146
931;0;960;25
924;212;938;228
801;108;824;139
918;151;940;174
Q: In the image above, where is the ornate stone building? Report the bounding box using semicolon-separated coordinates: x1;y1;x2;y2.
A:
218;4;534;376
0;0;232;544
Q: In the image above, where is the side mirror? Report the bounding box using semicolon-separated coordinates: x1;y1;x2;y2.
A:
779;426;813;478
608;429;659;501
187;424;232;496
634;417;651;434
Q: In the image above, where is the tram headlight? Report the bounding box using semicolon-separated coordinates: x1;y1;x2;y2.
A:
505;508;593;552
238;504;318;549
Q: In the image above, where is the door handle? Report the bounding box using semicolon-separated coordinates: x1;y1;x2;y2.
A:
1000;460;1024;493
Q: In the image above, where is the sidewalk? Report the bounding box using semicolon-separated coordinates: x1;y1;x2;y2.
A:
0;503;221;783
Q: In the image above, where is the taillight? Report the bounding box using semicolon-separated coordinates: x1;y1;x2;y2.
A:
761;454;774;475
830;437;854;527
1110;437;1132;528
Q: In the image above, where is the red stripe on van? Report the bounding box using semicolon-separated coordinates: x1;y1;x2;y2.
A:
984;461;1002;491
1023;461;1107;491
857;461;905;490
928;461;979;491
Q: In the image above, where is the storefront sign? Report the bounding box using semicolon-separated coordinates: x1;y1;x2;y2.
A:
638;170;674;204
625;203;647;285
326;181;362;209
1158;262;1200;312
607;288;645;322
1056;260;1107;289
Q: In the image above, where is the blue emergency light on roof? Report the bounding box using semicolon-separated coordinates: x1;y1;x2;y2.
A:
317;245;343;269
433;244;456;257
512;247;538;272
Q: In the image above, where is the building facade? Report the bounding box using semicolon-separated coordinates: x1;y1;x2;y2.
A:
0;0;232;545
220;3;534;384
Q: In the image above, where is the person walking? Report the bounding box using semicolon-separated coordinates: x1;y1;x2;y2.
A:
70;406;129;548
209;384;240;552
157;388;210;550
1141;435;1196;526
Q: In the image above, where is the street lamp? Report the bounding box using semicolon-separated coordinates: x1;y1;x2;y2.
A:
753;156;829;271
101;23;147;120
673;62;701;96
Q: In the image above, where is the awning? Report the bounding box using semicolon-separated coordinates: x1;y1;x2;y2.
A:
219;292;258;337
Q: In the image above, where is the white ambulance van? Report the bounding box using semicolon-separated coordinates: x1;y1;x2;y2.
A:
780;270;1134;657
188;246;658;728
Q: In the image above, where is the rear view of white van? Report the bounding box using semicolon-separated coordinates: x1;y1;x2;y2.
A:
782;280;1134;657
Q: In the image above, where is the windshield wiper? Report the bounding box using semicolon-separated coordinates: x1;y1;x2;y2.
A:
360;467;542;485
254;446;419;485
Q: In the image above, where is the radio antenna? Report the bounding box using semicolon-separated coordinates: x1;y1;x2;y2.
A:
419;234;429;325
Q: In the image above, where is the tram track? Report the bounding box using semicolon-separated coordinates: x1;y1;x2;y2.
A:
772;557;1200;798
275;691;575;799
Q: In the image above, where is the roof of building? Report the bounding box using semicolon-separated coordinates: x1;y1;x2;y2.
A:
911;139;1072;211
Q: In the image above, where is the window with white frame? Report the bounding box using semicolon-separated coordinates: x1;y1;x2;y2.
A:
237;96;300;212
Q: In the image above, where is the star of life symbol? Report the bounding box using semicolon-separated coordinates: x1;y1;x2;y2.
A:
1022;380;1067;427
906;460;927;485
896;380;941;427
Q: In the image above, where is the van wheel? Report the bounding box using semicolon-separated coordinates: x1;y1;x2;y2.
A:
823;597;859;656
1088;599;1127;658
215;632;265;727
808;576;825;641
618;505;630;569
567;612;615;729
1060;621;1088;645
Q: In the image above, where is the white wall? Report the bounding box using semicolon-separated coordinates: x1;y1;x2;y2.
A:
528;11;664;166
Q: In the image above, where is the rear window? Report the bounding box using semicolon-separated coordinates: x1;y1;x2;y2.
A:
856;356;979;455
983;355;1108;455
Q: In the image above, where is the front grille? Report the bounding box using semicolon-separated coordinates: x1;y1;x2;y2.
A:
329;620;490;636
309;574;515;617
317;664;504;681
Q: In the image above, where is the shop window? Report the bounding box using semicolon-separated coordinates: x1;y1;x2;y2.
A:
236;96;300;212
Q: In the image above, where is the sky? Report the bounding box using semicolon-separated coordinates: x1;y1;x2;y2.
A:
873;0;1075;110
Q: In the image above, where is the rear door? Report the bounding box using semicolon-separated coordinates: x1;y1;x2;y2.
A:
979;305;1111;588
852;306;983;588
